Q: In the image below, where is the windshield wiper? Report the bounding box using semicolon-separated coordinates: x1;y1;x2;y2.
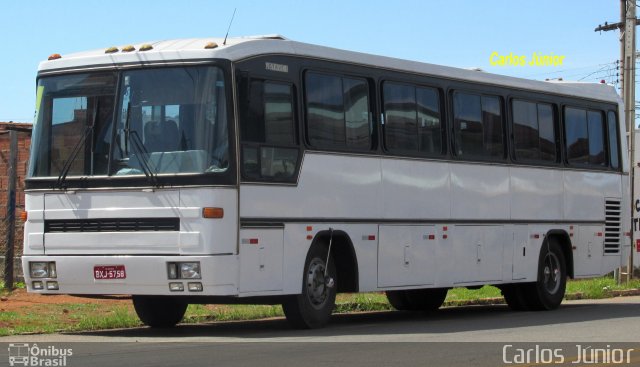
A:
123;104;160;188
55;101;99;189
128;129;159;187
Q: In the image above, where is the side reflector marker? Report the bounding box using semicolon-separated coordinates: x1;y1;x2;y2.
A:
202;207;224;218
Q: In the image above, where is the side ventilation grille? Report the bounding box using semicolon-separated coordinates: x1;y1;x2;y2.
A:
604;199;622;255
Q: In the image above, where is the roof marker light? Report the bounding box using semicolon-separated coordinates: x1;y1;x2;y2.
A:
122;45;135;52
204;42;218;49
139;44;153;51
48;54;62;60
105;46;119;54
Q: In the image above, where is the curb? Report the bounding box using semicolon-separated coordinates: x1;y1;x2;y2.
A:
443;288;640;307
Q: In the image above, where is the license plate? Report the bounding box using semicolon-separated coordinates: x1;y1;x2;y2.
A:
94;265;126;280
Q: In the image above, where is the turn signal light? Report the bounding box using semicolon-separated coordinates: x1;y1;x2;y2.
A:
48;53;62;60
19;211;27;222
202;207;224;219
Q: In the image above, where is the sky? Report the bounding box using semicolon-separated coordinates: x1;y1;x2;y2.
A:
0;0;626;123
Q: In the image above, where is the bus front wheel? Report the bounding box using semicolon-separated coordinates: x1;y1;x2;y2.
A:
132;296;188;328
282;244;337;329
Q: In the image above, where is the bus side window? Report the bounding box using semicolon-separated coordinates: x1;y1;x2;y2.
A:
453;91;504;159
564;107;589;165
607;111;620;170
240;79;299;182
564;107;607;167
304;71;372;150
382;82;442;156
587;110;606;166
512;100;557;163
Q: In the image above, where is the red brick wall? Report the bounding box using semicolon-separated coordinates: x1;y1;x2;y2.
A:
0;123;32;262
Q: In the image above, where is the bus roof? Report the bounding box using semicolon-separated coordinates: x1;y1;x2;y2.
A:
39;35;621;104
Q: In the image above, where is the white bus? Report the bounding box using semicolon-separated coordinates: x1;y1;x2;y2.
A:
23;35;631;329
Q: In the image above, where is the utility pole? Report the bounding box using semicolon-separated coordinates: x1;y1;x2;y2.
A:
595;0;636;282
3;130;17;290
625;0;636;281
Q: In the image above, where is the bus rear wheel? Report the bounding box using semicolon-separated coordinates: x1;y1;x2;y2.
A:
386;288;448;311
132;296;188;328
523;239;567;310
282;244;337;329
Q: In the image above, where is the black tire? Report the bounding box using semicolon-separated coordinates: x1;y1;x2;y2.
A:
523;239;567;310
132;296;188;328
501;284;529;311
282;244;337;329
386;290;412;311
386;288;448;311
406;288;448;312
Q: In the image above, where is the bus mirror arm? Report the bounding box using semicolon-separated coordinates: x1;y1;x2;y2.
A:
324;228;335;289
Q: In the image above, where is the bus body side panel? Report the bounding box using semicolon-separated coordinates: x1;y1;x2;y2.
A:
240;154;382;219
379;159;450;219
450;164;510;220
564;171;623;277
510;167;564;221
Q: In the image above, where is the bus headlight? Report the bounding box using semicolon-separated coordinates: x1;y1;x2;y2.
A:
30;262;56;278
180;262;201;279
167;262;201;279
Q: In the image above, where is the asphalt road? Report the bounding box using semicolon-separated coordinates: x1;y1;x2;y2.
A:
1;296;639;366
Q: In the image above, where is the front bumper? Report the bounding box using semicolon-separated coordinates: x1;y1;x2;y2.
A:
22;255;238;296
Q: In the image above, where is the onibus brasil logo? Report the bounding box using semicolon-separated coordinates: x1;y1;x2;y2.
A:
8;343;72;366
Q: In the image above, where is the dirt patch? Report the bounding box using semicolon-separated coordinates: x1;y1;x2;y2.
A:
0;289;130;313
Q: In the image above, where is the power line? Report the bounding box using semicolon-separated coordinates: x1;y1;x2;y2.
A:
521;62;618;78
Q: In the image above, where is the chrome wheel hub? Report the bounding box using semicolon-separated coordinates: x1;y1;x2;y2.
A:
306;258;328;309
543;252;561;294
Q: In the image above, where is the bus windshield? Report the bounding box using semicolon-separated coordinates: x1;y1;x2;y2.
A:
28;66;230;183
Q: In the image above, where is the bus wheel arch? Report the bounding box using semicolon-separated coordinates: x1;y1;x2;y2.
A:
306;229;359;293
546;230;574;279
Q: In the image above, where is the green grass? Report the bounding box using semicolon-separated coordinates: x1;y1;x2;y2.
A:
0;281;25;294
75;306;141;330
0;276;638;336
0;302;141;336
335;293;392;313
446;286;502;302
183;304;284;323
566;277;640;299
